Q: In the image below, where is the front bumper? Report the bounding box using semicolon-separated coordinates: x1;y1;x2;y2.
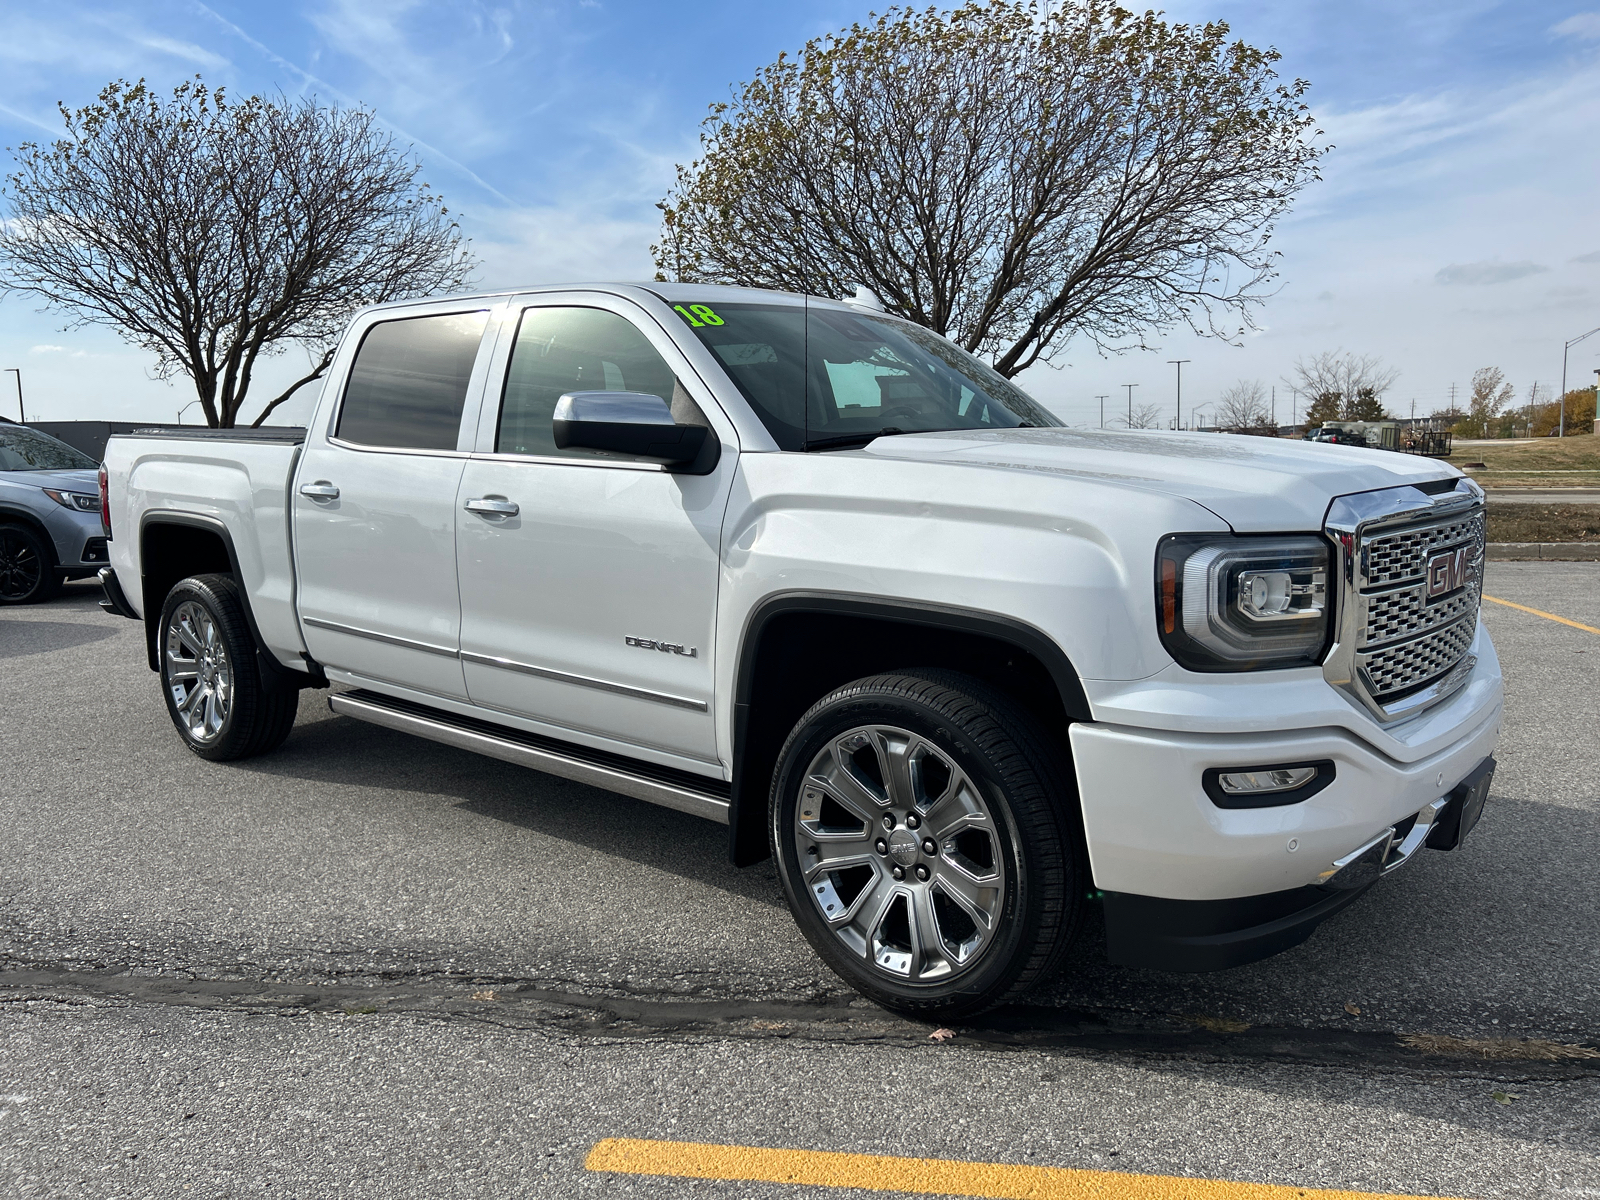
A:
1100;756;1495;971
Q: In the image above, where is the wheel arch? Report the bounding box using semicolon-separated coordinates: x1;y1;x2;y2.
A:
138;512;293;687
0;503;61;568
728;592;1092;866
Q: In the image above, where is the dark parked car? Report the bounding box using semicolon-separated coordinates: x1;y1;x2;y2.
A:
0;423;108;604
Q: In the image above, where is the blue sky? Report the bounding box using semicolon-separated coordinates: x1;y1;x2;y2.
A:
3;0;1599;427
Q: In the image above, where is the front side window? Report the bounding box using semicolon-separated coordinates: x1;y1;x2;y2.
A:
0;426;97;471
337;310;489;450
497;307;680;458
671;302;1060;450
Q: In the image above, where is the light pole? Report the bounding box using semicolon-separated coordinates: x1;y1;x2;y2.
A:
1096;395;1108;429
177;400;204;425
1167;359;1190;430
1123;383;1138;428
1559;325;1600;437
3;369;21;423
1191;402;1213;431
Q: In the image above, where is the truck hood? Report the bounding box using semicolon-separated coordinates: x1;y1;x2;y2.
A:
859;428;1461;532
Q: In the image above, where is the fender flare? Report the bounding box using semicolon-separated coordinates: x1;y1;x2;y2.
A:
137;510;316;689
727;590;1092;866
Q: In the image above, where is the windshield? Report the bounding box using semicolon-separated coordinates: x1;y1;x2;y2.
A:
668;301;1060;450
0;425;97;471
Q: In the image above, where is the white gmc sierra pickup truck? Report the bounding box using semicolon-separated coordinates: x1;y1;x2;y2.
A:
98;283;1501;1018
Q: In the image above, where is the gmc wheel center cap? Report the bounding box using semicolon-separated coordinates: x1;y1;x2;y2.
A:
887;828;920;866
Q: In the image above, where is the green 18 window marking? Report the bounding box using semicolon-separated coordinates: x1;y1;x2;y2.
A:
673;304;724;327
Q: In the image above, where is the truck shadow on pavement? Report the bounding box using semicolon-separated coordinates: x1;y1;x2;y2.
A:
238;705;789;911
242;706;1600;1045
0;618;118;658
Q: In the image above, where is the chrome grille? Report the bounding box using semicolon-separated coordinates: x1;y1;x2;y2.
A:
1360;616;1477;696
1362;576;1480;647
1324;481;1486;722
1353;506;1484;705
1362;513;1485;587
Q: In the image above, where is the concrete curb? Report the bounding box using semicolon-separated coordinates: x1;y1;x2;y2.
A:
1487;542;1600;561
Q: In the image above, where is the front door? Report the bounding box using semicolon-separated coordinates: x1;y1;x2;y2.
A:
294;306;493;700
454;297;736;768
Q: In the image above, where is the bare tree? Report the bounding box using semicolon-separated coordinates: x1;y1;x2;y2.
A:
656;1;1325;377
1285;351;1398;423
0;79;475;427
1121;402;1163;430
1215;379;1273;432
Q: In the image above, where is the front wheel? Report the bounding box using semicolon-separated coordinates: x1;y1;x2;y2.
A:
158;574;299;761
771;671;1083;1020
0;524;61;605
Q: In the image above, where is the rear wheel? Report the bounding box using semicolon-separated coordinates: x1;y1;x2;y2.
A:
771;670;1083;1020
158;574;299;761
0;525;60;605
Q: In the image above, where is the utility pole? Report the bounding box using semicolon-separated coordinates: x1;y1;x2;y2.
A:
1096;395;1108;429
1123;383;1138;428
1167;360;1190;430
1271;385;1276;428
2;369;20;423
1560;326;1600;437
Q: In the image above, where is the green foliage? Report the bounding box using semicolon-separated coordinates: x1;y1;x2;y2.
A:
1453;367;1515;439
1304;392;1342;427
656;1;1326;376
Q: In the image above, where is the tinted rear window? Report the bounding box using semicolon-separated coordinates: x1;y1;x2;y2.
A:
0;426;97;471
337;311;489;450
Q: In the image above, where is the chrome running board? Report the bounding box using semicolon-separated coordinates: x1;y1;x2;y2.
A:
329;689;731;825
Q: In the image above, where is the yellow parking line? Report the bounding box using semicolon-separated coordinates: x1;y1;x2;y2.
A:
1482;594;1600;636
584;1138;1470;1199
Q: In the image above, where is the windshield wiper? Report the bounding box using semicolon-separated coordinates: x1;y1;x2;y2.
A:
802;426;913;452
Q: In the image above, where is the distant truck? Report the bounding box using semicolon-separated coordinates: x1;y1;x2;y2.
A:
99;283;1501;1017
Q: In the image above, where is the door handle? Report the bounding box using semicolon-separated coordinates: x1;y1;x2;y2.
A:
299;481;340;500
464;496;519;518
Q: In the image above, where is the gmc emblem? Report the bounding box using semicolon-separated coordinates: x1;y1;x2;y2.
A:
1425;546;1471;600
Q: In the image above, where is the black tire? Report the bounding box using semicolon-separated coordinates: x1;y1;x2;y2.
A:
770;670;1084;1020
158;574;299;762
0;524;61;605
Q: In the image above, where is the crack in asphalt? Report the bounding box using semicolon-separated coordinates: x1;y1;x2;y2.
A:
3;965;1596;1083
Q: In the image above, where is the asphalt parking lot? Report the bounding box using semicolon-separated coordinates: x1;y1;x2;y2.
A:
2;564;1597;1199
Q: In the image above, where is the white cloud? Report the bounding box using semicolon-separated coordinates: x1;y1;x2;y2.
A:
1435;261;1551;286
28;344;66;354
1573;250;1600;264
1551;12;1600;40
132;33;231;71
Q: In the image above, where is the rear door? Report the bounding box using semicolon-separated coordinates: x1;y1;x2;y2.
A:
293;304;496;699
454;292;739;768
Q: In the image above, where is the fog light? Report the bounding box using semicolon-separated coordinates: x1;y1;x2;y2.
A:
1217;766;1318;795
1202;760;1335;809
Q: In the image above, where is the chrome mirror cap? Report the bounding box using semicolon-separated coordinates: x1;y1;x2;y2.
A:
552;391;675;425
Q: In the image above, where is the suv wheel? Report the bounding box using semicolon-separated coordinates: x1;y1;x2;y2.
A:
0;525;61;605
159;574;299;761
771;670;1083;1019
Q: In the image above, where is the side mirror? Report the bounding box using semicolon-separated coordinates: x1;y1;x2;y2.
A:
551;392;714;472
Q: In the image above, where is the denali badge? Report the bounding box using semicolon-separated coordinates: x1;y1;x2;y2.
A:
1425;546;1471;600
625;635;698;658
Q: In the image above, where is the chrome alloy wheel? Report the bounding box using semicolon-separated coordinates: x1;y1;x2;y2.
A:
795;725;1006;983
165;600;233;742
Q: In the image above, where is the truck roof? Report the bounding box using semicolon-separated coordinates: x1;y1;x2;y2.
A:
358;281;856;318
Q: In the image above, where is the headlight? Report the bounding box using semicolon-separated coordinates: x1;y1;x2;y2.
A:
41;488;101;513
1156;534;1330;671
